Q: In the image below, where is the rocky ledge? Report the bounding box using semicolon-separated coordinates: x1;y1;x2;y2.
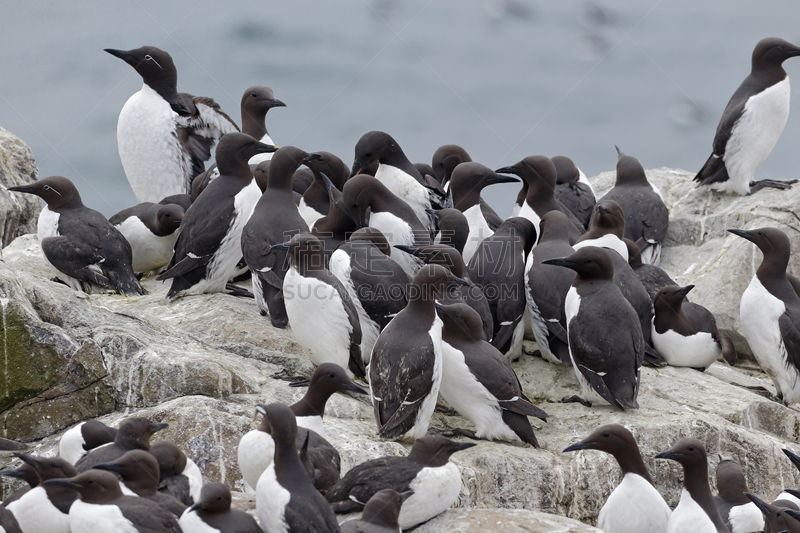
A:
2;164;800;531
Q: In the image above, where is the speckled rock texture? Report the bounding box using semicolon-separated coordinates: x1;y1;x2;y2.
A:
0;127;40;250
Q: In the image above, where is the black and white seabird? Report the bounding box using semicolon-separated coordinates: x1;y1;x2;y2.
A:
340;174;432;278
339;489;411;533
552;155;595;229
238;364;365;492
626;238;678;302
59;420;117;466
436;302;548;446
276;233;365;378
598;148;669;265
467;217;537;359
652;285;737;369
326;435;475;530
156;133;277;299
241;85;285;165
109;201;183;274
179;482;262;533
0;505;21;533
430;208;469;253
729;226;800;403
714;457;764;533
92;450;187;517
574;200;630;260
779;449;800;507
330;228;411;359
563;424;671;532
0;462;38;505
449;162;518;264
5;454;77;533
241;146;313;327
655;438;729;533
8;176;146;296
351;131;446;229
370;264;468;440
159;193;192;212
394;243;492;342
310;172;358;258
150;440;202;506
695;37;800;195
543;247;643;409
300;152;350;229
746;493;800;533
105;46;240;202
495;155;585;244
431;144;471;190
75;417;167;473
255;403;341;533
46;469;182;533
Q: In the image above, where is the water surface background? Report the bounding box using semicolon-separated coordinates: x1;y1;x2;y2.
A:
1;0;799;216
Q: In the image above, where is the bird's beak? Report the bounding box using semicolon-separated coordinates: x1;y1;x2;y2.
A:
104;48;135;63
494;166;520;176
562;440;597;453
267;98;286;107
677;285;695;296
727;229;754;242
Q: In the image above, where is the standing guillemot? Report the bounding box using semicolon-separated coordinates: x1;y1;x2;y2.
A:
495;155;585;245
430;208;469;253
467;217;537;360
310;173;358;258
432;144;471;190
714;457;763;533
8;176;145;296
241;85;285;165
394;243;492;342
652;285;737;369
598;148;668;265
340;174;431;278
105;46;239;202
449;162;518;264
179;482;262;533
150;440;202;506
563;424;671;532
525;211;576;366
552;155;595;229
729;227;800;403
574;201;629;260
436;302;548;446
157;133;277;299
339;489;411;533
5;454;77;533
626;238;678;302
276;234;365;377
350;131;446;230
255;403;341;533
655;439;729;533
46;470;182;533
300;152;349;229
92;450;187;517
746;493;800;533
75;417;167;472
326;436;475;530
544;247;643;409
370;265;468;440
0;463;38;505
330;228;410;358
695;37;800;195
109;202;183;274
240;146;313;327
59;420;117;465
238;365;364;492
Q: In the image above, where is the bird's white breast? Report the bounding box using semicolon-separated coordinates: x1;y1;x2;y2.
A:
284;267;355;375
248;133;275;166
330;249;380;365
115;216;177;273
651;320;721;369
238;429;276;492
256;463;291;533
183;458;203;504
597;473;671;533
7;486;71;533
374;164;430;228
573;233;628;261
296;415;325;438
59;421;87;464
117;84;187;202
369;211;420;278
721;77;791;195
399;462;462;530
298;197;325;229
667;488;716;533
69;499;139;533
461;204;494;265
516;202;541;245
180;508;222;533
728;501;763;533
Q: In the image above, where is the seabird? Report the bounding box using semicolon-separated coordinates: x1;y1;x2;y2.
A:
179;482;262;533
299;152;349;229
59;420;117;465
429;208;469;253
75;417;167;473
5;454;77;533
240;85;286;165
714;457;764;533
149;440;202;506
339;489;411;533
552;155;595;229
431;144;471;190
109;201;183;274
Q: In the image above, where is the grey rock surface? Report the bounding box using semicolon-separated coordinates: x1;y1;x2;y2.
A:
414;509;605;532
0;127;40;250
2;168;800;530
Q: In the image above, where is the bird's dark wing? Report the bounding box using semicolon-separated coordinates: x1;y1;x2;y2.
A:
40;237;112;287
325;457;415;511
779;312;800;376
117;496;183;532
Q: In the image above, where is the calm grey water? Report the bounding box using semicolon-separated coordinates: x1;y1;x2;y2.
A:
2;0;799;217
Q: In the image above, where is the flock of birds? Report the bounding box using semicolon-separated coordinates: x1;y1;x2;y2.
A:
3;35;800;532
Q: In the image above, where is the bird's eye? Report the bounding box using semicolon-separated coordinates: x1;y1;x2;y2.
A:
251;93;258;97
217;497;222;500
585;260;592;264
688;446;695;451
602;432;610;437
43;185;53;191
145;55;153;61
328;373;335;378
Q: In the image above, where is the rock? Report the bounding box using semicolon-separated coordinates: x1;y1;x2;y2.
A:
590;167;800;360
415;509;604;532
0;127;40;250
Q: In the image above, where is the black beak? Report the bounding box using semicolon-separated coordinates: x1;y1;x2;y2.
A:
104;48;135;63
267;98;286;108
654;450;681;460
728;229;754;242
303;153;323;164
786;508;800;523
453;442;477;452
344;382;368;395
270;242;291;251
349;165;364;179
677;285;695;296
563;440;596;453
12;453;41;468
0;469;26;478
255;142;279;154
542;258;576;269
188;501;209;513
45;478;83;489
394;245;422;257
319;172;339;205
7;185;35;194
494;166;520;176
92;462;121;472
151;423;169;433
485;175;520;185
745;492;771;515
401;490;414;501
615;145;622;156
597;205;610;215
784;449;800;470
